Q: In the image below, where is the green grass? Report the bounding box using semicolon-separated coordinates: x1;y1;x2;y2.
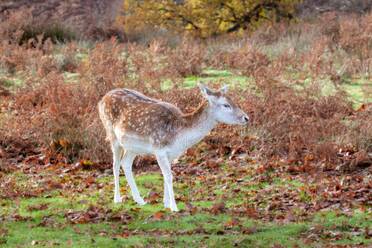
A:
2;196;370;247
183;69;255;90
342;77;372;105
2;220;306;248
1;170;371;248
0;76;24;90
1;198;296;248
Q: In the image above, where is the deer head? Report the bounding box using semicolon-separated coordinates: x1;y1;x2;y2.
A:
198;83;249;125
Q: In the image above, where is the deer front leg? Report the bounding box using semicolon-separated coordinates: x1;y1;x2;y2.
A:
121;151;146;205
156;152;178;212
163;178;170;209
112;142;123;203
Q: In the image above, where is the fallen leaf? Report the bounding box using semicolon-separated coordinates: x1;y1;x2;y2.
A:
146;191;160;204
80;160;94;170
206;159;219;169
224;218;240;228
186;202;198;215
210;202;226;215
153;211;165;220
242;226;257;234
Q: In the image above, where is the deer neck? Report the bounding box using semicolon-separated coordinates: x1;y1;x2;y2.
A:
172;101;217;152
183;100;216;128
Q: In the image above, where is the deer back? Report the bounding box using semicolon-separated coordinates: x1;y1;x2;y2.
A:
99;89;186;146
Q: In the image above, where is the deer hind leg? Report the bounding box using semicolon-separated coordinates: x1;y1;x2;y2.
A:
112;141;123;203
121;151;146;205
155;152;178;212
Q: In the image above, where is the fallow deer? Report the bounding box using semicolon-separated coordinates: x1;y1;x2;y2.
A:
98;84;249;212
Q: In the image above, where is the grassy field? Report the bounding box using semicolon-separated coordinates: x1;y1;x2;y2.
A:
1;159;371;247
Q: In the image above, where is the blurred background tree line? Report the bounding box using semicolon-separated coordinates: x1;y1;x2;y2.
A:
119;0;299;38
1;0;370;41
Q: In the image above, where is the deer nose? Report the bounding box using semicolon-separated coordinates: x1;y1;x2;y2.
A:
242;115;249;124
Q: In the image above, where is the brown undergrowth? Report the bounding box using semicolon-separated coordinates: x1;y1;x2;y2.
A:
0;12;371;171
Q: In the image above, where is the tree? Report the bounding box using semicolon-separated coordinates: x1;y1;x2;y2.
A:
121;0;298;37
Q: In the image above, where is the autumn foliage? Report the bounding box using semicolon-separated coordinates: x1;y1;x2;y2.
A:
121;0;298;37
0;11;371;169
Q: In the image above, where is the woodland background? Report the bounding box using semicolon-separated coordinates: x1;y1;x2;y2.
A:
0;0;371;247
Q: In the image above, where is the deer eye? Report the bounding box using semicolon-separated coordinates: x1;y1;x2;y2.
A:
223;104;231;109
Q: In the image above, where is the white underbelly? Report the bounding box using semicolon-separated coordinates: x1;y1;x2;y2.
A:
113;126;208;160
121;141;153;154
114;128;154;155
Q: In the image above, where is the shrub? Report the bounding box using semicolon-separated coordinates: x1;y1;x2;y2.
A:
167;39;205;77
210;42;270;75
79;38;128;95
245;74;354;163
343;106;372;152
126;41;170;90
0;9;76;45
0;41;44;74
338;13;372;76
6;73;83;160
19;24;76;45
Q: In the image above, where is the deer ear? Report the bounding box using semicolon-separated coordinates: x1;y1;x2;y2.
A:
198;83;216;104
220;84;229;94
198;83;213;97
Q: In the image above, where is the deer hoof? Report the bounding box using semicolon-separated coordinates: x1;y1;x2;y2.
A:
114;196;122;203
170;206;179;212
135;198;147;206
